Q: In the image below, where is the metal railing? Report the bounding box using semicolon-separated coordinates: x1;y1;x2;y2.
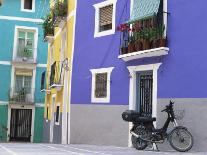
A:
119;16;167;55
8;87;45;104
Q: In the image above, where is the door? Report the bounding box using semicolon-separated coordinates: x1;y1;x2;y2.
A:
50;96;55;143
10;109;32;142
136;71;153;117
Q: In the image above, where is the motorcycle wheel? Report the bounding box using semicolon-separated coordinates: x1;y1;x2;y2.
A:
131;135;148;150
131;125;148;150
169;127;193;152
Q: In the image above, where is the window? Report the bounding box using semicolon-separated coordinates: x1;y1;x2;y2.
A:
93;0;117;38
17;30;34;59
95;73;107;98
21;0;35;12
15;70;32;94
46;104;49;121
90;67;114;103
55;105;60;125
99;5;113;32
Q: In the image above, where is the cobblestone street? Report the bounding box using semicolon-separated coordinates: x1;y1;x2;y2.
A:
0;143;205;155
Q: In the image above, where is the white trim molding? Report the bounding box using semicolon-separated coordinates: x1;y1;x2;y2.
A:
93;0;117;38
21;0;35;12
119;47;169;62
90;67;114;103
127;63;162;147
0;16;43;23
0;61;11;65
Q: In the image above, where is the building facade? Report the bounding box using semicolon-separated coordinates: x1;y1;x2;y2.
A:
70;0;207;151
42;0;76;144
0;0;49;142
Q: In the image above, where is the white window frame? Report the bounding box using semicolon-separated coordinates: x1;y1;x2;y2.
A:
21;0;35;12
90;67;114;103
93;0;117;38
13;26;38;62
127;63;161;147
55;102;60;125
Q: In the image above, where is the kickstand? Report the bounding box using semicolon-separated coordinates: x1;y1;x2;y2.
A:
152;143;159;151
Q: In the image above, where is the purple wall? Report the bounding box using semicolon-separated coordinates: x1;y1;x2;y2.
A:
71;0;207;105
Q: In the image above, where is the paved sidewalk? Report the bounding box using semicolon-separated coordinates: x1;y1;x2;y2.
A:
0;143;205;155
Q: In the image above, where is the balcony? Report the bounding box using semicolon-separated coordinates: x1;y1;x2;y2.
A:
118;18;169;62
49;61;63;90
53;0;68;28
8;87;44;104
13;46;36;63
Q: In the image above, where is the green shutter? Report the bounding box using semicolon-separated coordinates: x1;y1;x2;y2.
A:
128;0;160;23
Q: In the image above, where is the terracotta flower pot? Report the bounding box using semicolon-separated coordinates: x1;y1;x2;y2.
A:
158;38;167;47
143;39;150;50
121;47;128;55
128;42;135;53
135;40;143;51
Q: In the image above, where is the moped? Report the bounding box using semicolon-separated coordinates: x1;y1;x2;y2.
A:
122;101;193;152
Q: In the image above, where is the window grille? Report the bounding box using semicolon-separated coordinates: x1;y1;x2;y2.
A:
95;73;107;98
99;5;113;32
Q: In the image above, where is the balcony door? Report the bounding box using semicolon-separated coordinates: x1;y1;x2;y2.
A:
14;70;33;103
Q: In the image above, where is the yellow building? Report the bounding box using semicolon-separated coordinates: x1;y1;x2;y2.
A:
41;0;76;144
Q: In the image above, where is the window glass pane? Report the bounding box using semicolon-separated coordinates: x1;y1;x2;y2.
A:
95;73;107;98
24;76;32;93
24;0;33;10
15;75;24;92
18;31;26;39
17;38;26;57
27;32;34;40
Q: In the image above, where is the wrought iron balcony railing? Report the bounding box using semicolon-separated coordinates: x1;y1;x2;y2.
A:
8;87;44;104
119;18;167;55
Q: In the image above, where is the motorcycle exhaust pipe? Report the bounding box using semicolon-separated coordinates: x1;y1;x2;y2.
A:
130;131;139;138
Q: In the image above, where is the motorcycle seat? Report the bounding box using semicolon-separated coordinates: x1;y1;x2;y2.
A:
135;117;156;122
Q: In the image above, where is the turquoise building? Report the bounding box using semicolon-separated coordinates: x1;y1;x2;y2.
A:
0;0;49;142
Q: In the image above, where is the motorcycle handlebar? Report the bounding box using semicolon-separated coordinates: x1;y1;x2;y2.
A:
161;100;175;112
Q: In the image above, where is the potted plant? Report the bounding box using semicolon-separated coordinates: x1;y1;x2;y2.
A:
128;35;135;53
134;31;143;51
149;27;158;49
53;0;68;25
117;24;130;54
42;13;54;38
142;28;151;50
157;25;166;47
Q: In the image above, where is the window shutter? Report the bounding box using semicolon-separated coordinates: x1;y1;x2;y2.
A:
99;5;113;26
